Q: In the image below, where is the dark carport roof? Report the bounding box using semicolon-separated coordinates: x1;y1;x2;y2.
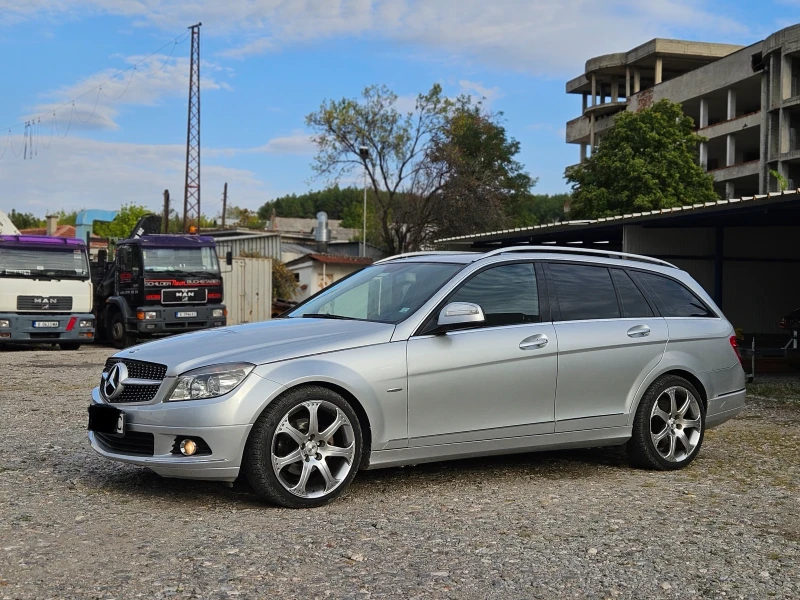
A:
435;190;800;248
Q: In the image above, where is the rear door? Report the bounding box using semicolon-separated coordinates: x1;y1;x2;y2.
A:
545;262;668;432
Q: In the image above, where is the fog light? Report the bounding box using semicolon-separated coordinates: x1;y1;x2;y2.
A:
0;320;9;328
0;332;10;338
213;321;223;326
180;439;197;456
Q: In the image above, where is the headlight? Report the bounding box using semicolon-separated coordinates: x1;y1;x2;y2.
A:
0;320;9;328
212;309;225;318
167;362;254;401
79;320;94;328
137;311;158;320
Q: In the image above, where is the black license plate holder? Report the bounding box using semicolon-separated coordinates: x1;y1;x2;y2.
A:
88;404;125;436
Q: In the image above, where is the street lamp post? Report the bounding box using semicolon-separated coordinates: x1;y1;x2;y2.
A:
358;146;370;257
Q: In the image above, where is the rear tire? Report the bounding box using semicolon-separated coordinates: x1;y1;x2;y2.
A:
627;375;705;470
59;342;81;351
244;386;362;508
109;312;137;349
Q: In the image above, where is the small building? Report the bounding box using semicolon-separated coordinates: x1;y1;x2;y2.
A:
285;253;373;301
566;24;800;198
267;216;359;246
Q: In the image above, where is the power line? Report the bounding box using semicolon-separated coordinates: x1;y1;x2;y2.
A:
1;29;191;133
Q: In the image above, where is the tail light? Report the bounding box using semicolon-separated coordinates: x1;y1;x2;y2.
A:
730;336;744;367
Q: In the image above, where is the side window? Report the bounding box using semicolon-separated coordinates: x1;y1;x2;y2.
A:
549;263;620;321
631;271;715;318
449;263;540;327
612;269;654;318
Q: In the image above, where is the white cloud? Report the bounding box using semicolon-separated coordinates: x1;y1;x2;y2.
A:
0;0;752;75
458;80;503;105
21;54;230;131
0;136;268;215
255;131;315;155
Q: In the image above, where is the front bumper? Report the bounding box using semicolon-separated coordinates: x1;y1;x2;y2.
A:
87;373;285;482
134;305;226;335
0;312;95;344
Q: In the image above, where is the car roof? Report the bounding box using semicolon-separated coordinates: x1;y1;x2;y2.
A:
378;247;678;271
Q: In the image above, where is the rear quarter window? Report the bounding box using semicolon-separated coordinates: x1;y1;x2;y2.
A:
631;271;715;318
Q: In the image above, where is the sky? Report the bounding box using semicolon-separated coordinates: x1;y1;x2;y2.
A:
0;0;794;219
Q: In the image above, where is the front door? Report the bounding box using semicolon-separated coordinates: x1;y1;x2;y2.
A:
407;262;557;446
545;263;668;432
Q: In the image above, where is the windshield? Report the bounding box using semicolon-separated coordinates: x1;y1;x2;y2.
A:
288;262;462;324
0;246;90;280
142;246;220;274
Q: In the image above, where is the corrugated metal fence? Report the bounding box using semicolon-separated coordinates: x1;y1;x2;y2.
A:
214;233;281;260
221;257;273;325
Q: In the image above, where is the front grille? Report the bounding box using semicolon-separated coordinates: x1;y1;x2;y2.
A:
104;358;167;381
103;358;167;404
95;431;154;456
16;295;73;311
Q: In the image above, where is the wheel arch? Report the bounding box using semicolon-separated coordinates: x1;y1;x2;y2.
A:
250;380;374;469
629;366;710;426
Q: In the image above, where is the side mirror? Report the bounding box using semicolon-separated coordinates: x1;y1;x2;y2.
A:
226;251;233;266
437;302;485;331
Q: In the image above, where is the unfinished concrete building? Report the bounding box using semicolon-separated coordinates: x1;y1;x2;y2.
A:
566;24;800;198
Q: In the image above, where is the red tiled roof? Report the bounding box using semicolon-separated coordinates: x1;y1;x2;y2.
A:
19;226;108;248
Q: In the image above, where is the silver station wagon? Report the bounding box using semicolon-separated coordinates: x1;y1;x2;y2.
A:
88;247;746;508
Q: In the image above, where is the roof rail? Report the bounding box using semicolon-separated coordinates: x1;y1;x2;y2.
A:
479;246;678;268
374;251;469;264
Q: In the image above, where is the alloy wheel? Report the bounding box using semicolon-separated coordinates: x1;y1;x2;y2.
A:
650;385;702;463
271;400;356;498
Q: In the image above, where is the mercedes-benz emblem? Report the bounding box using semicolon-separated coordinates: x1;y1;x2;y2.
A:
101;363;128;401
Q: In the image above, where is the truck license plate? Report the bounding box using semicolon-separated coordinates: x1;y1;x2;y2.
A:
176;311;197;318
33;321;59;328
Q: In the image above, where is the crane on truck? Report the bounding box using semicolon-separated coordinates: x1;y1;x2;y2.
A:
91;214;227;348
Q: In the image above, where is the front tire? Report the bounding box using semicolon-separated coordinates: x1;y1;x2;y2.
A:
627;375;706;470
244;386;362;508
109;312;136;349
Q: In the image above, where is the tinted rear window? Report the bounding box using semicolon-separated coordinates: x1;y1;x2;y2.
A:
549;263;620;321
631;271;714;318
612;269;654;318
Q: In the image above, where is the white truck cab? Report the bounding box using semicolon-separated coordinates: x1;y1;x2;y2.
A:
0;234;96;350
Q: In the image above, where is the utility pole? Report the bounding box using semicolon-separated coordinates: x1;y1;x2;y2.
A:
162;189;170;233
221;182;228;229
183;22;202;233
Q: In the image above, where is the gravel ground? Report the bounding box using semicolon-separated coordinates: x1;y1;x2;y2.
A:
1;344;799;600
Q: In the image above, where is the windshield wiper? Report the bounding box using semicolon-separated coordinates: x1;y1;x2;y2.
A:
301;313;356;320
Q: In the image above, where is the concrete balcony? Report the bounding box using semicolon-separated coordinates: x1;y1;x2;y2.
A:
583;100;628;118
697;111;761;140
710;160;759;182
566;112;619;143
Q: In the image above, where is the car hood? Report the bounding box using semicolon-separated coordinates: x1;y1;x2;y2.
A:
112;318;396;376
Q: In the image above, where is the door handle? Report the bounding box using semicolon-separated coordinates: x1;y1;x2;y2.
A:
627;325;651;338
520;334;548;350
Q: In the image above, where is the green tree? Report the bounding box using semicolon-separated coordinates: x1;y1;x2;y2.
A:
565;99;717;218
508;193;570;227
258;186;363;222
94;204;152;239
8;210;44;230
307;84;458;253
430;105;537;239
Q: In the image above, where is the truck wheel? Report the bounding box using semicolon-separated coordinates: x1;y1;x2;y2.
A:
59;342;81;351
109;312;136;349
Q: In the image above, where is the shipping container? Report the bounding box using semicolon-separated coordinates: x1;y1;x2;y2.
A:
221;257;273;325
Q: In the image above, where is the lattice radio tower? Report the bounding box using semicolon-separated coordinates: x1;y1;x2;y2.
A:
183;22;202;233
